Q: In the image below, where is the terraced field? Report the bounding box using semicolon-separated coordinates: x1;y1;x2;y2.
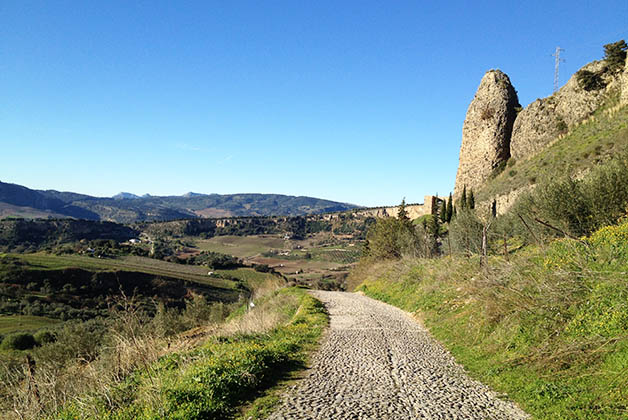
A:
0;315;60;335
10;253;237;289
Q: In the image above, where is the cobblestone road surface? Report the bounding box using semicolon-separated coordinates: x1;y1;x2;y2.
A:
268;291;528;420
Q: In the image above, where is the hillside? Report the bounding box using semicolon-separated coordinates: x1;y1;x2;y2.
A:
0;181;359;223
454;41;628;212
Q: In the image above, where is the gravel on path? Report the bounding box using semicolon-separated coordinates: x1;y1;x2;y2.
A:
268;291;529;420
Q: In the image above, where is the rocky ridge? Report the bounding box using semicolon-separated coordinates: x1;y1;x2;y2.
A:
454;51;628;206
453;70;520;198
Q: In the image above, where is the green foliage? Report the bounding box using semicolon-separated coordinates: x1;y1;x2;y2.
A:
476;104;628;204
1;332;36;350
576;69;605;91
603;39;627;72
354;222;628;419
33;329;56;345
468;189;475;209
365;217;421;260
446;193;453;223
439;200;447;224
187;251;242;269
448;209;483;254
517;156;628;239
47;288;327;420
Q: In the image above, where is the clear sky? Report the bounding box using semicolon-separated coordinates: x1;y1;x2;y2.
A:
2;1;627;207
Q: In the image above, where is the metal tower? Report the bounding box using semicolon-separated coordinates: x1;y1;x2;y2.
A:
552;47;565;93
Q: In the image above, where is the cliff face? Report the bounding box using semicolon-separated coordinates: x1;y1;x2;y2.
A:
622;57;628;105
453;70;520;199
454;54;628;207
511;61;623;160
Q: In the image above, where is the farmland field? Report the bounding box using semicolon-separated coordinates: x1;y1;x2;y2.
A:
192;235;287;257
0;315;60;335
9;253;237;289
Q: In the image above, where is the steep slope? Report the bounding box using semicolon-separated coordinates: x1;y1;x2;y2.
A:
0;181;100;220
454;44;628;212
480;101;628;212
453;70;520;198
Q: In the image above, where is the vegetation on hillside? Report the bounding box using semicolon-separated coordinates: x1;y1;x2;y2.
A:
480;104;628;203
0;269;308;419
355;84;628;416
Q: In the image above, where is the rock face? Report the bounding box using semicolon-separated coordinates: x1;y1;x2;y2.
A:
454;70;520;199
511;61;623;161
622;57;628;106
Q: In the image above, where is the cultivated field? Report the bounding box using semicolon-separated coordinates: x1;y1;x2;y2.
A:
0;315;60;335
10;253;237;290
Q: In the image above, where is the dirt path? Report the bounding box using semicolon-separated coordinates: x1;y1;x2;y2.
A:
268;291;528;420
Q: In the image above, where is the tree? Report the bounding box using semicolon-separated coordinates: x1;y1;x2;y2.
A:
460;186;468;210
603;39;627;72
468;189;475;210
446;193;453;223
427;213;441;256
397;198;411;227
439;200;447;224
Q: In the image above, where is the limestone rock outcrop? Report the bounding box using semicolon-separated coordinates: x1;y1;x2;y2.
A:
622;57;628;106
511;61;623;161
453;70;520;198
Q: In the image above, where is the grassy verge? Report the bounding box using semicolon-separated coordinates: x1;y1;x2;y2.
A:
53;287;327;420
351;221;628;419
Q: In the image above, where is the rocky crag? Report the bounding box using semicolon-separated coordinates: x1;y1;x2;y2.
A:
454;48;628;208
453;71;520;198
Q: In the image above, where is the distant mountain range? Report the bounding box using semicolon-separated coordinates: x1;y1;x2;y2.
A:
0;181;359;223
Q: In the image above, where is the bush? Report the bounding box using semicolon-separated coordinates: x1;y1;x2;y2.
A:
33;330;56;345
1;332;37;350
519;157;628;238
576;69;605;91
603;39;627;72
365;217;422;259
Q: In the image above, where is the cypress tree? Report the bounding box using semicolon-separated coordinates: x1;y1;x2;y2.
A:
468;189;475;209
446;193;453;223
439;199;447;223
397;198;411;228
461;186;467;209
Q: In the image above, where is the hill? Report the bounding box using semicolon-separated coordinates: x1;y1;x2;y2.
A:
0;181;359;223
454;41;628;211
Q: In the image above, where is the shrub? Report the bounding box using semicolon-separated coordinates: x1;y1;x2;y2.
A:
576;69;605;91
33;330;56;345
1;332;37;351
603;39;627;72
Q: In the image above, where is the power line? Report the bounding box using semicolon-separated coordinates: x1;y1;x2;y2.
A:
552;46;565;93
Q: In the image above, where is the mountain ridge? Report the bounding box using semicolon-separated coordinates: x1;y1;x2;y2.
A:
0;181;359;223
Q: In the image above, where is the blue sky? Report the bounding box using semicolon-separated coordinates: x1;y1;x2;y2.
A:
2;1;627;207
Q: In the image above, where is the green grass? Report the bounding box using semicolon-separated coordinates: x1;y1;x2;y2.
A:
11;253;237;289
54;287;328;420
352;221;628;419
213;267;283;289
0;315;60;335
478;104;628;202
193;236;287;258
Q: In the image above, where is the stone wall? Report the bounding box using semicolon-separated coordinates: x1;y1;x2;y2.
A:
350;195;445;220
